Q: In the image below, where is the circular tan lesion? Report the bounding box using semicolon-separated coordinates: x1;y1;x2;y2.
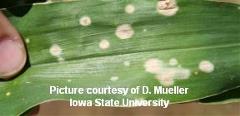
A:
144;58;191;87
198;60;215;73
156;69;175;86
144;58;163;74
79;16;92;26
49;44;62;57
115;24;135;40
125;4;135;14
99;39;110;50
156;0;179;16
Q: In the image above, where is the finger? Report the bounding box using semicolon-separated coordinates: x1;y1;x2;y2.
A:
0;11;26;79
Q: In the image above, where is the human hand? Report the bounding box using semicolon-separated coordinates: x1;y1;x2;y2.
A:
0;12;26;79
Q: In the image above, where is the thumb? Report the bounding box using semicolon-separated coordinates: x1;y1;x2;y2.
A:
0;12;27;79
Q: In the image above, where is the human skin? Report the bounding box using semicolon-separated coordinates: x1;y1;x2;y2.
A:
0;12;26;79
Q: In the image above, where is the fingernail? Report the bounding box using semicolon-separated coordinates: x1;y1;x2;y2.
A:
0;38;26;79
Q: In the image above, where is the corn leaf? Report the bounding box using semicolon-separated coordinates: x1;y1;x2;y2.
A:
199;87;240;104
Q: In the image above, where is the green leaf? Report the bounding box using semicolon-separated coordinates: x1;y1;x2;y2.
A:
199;87;240;104
0;0;240;115
208;0;240;5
